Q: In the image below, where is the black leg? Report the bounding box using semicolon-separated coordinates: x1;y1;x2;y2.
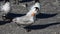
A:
26;29;31;32
25;24;33;32
17;24;21;26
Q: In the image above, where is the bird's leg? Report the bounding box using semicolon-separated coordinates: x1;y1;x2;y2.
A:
25;28;32;32
15;23;22;26
17;24;21;26
25;3;28;7
26;29;31;32
25;24;33;32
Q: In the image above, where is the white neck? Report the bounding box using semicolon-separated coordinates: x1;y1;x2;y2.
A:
26;8;36;16
26;2;40;17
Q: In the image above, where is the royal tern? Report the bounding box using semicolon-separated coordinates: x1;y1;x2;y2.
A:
12;0;40;32
12;7;39;26
12;0;40;26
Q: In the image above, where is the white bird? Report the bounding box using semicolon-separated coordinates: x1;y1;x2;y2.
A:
0;0;11;20
12;7;38;25
12;0;40;26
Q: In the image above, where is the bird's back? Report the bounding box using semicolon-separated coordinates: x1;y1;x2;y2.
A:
12;15;34;25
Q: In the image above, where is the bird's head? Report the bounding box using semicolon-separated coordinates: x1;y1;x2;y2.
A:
26;6;39;17
31;7;39;16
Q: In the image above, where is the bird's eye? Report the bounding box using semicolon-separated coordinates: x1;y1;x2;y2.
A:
35;7;39;11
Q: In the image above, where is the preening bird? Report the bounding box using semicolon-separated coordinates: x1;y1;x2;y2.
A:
12;0;40;26
0;0;11;20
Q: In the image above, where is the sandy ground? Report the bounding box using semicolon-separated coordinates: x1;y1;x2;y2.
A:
0;0;60;34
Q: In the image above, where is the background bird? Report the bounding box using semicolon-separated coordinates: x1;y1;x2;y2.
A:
0;0;11;21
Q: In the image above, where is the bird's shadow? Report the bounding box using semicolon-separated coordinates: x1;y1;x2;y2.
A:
5;13;58;19
0;21;11;25
24;22;60;30
19;0;33;3
6;13;25;19
36;13;58;19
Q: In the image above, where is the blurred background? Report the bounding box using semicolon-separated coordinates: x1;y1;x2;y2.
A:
0;0;60;34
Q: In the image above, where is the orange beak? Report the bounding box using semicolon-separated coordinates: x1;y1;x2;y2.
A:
31;12;35;16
